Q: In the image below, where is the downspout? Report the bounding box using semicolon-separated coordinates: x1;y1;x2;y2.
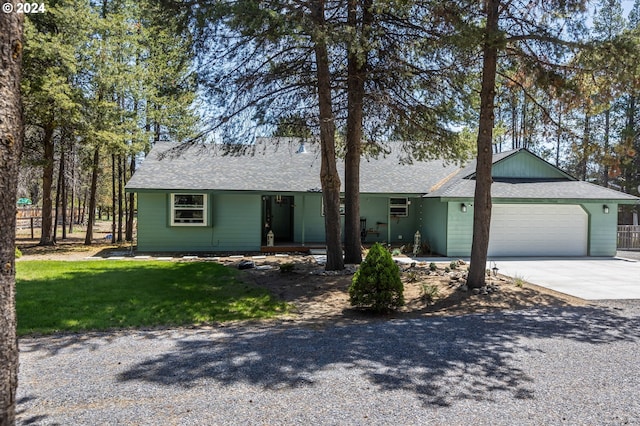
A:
301;194;306;246
387;198;391;243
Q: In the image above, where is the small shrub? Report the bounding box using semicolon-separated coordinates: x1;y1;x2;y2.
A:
513;275;525;288
279;262;295;273
391;248;402;256
449;260;458;270
15;247;22;258
420;284;439;304
349;242;404;312
429;262;437;271
404;270;419;283
444;266;451;273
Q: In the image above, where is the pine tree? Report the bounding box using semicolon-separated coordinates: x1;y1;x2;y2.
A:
442;0;590;288
0;3;24;423
22;2;86;245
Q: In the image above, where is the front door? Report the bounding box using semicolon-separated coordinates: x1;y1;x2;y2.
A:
262;195;294;244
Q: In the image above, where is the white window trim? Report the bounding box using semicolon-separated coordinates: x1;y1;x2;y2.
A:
170;193;208;226
321;196;345;216
389;197;409;217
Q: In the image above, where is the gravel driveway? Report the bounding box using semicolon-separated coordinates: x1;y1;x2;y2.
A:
18;302;640;425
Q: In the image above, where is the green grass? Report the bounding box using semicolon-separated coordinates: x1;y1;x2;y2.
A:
16;260;290;336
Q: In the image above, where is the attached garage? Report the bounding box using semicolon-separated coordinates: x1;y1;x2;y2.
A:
424;149;639;258
488;204;588;256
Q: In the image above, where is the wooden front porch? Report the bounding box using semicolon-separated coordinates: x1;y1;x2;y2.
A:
260;244;326;254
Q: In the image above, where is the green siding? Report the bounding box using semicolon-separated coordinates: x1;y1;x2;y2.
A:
446;201;474;257
137;192;172;251
583;203;619;256
389;197;422;243
360;196;389;243
492;151;568;179
293;194;326;243
359;196;422;244
213;193;262;251
137;189;619;257
421;199;448;255
292;194;423;245
136;192;261;252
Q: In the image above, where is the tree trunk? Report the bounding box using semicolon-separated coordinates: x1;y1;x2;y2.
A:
555;107;562;167
53;150;63;243
344;0;372;265
0;7;24;423
628;94;639;194
117;155;123;243
126;155;135;241
581;112;590;181
61;146;67;240
84;147;100;245
68;146;75;234
312;0;344;271
468;0;499;289
520;92;527;149
111;153;116;242
39;123;55;246
603;108;610;187
632;95;640;194
511;90;518;150
81;189;87;225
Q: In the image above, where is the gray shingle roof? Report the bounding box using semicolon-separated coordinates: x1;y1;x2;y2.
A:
425;178;640;202
125;140;639;203
125;139;462;194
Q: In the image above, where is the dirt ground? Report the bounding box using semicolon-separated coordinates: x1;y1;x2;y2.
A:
235;256;588;325
16;230;588;325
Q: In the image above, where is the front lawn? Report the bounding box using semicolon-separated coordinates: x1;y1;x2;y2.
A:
16;260;289;336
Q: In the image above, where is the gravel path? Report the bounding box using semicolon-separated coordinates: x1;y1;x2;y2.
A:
17;302;640;426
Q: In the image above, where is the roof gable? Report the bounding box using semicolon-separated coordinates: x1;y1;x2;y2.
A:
461;149;574;180
425;148;639;202
490;149;574;180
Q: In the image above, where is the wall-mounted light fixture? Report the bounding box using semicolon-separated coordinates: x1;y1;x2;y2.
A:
603;205;609;214
461;203;467;213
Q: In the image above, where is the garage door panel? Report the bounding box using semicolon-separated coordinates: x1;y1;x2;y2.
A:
488;204;587;257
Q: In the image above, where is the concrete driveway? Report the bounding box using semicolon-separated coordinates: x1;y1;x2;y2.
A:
494;256;640;300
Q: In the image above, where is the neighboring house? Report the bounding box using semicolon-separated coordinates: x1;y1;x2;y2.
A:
125;138;639;257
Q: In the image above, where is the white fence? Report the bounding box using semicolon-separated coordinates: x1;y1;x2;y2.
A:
618;225;640;249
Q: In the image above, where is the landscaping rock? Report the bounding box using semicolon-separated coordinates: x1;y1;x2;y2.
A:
255;265;274;270
238;260;256;270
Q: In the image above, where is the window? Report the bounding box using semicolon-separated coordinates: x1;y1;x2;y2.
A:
389;197;408;217
171;193;208;226
321;196;345;216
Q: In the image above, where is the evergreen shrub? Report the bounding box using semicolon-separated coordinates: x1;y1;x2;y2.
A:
349;243;404;312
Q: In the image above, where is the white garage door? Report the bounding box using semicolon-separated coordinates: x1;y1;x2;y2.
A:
488;204;588;256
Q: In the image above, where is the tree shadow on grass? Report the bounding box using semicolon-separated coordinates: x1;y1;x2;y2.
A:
118;305;640;407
